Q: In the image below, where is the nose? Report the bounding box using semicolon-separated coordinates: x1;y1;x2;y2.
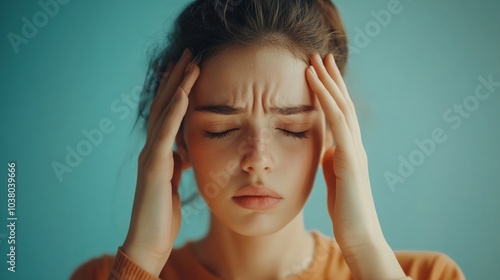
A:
240;128;274;174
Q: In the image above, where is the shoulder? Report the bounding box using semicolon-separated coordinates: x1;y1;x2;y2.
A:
395;250;466;280
69;252;115;280
299;231;465;280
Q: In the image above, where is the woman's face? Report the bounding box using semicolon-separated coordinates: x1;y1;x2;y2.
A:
178;46;327;236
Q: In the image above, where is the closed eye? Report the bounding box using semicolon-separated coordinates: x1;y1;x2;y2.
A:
277;129;309;139
203;129;238;140
203;129;309;140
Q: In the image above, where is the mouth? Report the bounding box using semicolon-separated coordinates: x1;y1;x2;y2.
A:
232;184;283;210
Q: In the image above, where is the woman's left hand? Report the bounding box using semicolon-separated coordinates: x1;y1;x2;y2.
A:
305;52;385;257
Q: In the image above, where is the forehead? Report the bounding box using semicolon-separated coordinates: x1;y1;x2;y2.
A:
190;46;312;106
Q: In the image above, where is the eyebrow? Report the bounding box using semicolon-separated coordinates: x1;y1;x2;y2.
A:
194;105;244;115
270;105;317;115
193;104;317;115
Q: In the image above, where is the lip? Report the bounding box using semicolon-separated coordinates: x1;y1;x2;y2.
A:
233;184;282;198
232;185;282;210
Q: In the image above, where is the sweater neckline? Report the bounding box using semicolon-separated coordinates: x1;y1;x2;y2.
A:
176;230;327;280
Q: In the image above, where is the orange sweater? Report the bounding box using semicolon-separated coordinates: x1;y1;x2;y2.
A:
70;231;465;280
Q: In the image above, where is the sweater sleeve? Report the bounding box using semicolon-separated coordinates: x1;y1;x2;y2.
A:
395;251;466;280
70;247;160;280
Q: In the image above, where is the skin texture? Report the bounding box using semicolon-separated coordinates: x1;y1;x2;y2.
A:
176;46;327;279
180;46;326;235
121;45;407;279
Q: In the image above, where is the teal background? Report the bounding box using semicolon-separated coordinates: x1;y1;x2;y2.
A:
1;0;499;279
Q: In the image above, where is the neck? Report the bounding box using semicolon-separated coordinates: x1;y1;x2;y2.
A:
192;211;315;280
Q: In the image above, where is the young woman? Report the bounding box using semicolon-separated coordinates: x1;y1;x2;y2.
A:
71;0;465;279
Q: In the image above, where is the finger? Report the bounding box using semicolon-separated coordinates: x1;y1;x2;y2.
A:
154;49;193;122
152;61;175;104
325;53;350;104
306;63;353;155
324;53;364;154
147;62;174;136
150;62;199;146
311;53;351;121
311;53;365;160
148;49;193;136
146;63;175;137
149;63;199;166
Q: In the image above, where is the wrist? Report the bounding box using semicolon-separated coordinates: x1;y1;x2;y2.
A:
341;239;406;280
335;224;387;256
121;242;171;277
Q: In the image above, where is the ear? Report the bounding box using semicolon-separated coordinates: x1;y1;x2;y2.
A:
175;125;192;170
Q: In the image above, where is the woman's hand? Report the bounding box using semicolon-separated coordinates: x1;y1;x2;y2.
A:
306;53;406;279
120;49;199;277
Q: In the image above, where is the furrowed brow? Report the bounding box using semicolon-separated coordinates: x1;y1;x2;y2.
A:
269;105;317;115
193;105;245;115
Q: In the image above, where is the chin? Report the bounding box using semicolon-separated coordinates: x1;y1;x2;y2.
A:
230;216;287;237
215;205;301;237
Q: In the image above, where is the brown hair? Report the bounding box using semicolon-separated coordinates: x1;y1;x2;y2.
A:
134;0;349;131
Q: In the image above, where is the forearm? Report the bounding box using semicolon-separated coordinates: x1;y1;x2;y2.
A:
342;239;408;280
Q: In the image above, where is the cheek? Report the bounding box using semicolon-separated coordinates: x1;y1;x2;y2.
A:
284;140;319;180
295;124;323;161
184;128;238;194
289;126;323;187
186;135;223;170
278;129;322;171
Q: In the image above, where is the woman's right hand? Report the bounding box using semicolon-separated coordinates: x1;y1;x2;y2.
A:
120;48;199;277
